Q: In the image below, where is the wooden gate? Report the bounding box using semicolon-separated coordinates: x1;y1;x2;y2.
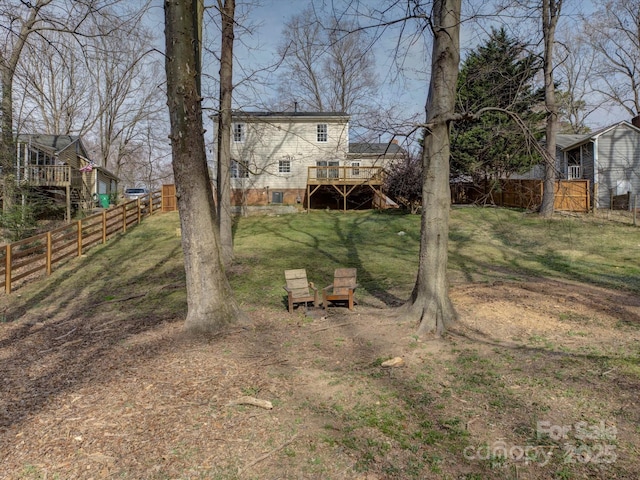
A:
162;184;177;212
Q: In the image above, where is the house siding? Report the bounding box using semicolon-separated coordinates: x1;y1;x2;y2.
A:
581;143;594;184
595;125;640;208
211;112;406;209
227;116;349;195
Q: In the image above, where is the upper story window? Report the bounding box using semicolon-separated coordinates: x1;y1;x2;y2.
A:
317;124;328;142
231;159;249;178
279;159;291;174
233;123;245;142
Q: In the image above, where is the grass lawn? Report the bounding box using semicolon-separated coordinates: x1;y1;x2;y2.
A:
1;207;639;479
231;207;640;306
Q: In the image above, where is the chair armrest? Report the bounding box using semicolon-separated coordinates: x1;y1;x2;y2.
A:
322;284;333;294
308;282;318;293
283;286;292;293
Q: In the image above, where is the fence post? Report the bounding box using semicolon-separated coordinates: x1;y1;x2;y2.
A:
137;198;142;224
102;210;107;244
46;231;52;275
149;193;154;215
77;220;83;256
122;204;127;233
634;194;637;226
610;188;613;210
5;244;10;294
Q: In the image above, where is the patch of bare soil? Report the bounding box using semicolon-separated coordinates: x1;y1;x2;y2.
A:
1;277;639;479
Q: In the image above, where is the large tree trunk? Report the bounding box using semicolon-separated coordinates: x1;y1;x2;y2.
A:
1;70;16;212
217;0;235;265
402;0;461;336
164;0;246;334
539;0;562;217
0;2;47;212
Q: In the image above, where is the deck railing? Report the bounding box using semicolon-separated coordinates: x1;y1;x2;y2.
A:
568;165;582;180
307;166;384;184
16;165;72;186
0;190;163;294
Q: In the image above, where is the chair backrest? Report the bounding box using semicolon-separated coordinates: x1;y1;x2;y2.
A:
332;268;357;295
285;269;310;298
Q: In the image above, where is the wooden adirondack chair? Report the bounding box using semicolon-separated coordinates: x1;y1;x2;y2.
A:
283;269;318;313
322;268;358;310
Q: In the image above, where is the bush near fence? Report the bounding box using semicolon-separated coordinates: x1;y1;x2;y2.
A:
451;179;590;213
0;191;163;294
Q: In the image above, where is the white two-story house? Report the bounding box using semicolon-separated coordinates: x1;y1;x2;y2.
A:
211;111;404;211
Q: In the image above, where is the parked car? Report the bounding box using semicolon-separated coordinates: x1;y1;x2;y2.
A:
124;188;149;200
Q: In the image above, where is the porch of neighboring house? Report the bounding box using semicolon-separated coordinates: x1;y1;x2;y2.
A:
306;165;391;211
15;164;95;221
14;137;104;221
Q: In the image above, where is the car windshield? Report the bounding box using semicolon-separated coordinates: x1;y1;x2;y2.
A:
126;189;146;194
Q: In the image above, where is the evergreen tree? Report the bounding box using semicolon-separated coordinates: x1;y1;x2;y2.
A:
451;28;545;180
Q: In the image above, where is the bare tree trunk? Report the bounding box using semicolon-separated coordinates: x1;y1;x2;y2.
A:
164;0;246;334
1;69;16;211
0;1;49;212
217;0;235;265
539;0;562;217
401;0;460;336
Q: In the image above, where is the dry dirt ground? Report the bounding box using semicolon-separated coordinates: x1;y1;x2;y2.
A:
1;277;639;479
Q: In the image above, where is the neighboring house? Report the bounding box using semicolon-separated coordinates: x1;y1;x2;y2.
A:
554;119;640;208
15;134;118;220
212;111;405;211
513;118;640;209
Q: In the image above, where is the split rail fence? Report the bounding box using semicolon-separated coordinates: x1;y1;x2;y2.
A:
1;190;164;294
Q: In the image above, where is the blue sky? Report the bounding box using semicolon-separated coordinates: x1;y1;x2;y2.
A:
215;0;433;143
151;0;626;141
221;0;624;127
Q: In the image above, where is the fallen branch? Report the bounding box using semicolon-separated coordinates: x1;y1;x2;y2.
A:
239;433;299;475
226;396;273;410
93;293;147;306
312;320;409;333
312;322;352;333
54;327;77;341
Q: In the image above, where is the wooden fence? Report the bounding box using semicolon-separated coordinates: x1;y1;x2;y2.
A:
451;179;590;213
0;190;162;294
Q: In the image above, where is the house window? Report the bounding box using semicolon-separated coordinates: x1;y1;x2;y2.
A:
279;159;291;173
317;124;328;142
231;159;249;178
351;162;360;177
233;123;245;142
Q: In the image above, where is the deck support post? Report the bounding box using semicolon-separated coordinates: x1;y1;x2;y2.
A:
66;185;71;223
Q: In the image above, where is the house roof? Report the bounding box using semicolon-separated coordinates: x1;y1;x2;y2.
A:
17;134;88;157
16;133;117;178
349;142;405;155
230;111;349;121
556;134;588;149
556;121;640;150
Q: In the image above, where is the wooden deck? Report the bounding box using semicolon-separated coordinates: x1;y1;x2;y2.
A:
306;166;384;186
16;165;73;188
306;166;386;211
